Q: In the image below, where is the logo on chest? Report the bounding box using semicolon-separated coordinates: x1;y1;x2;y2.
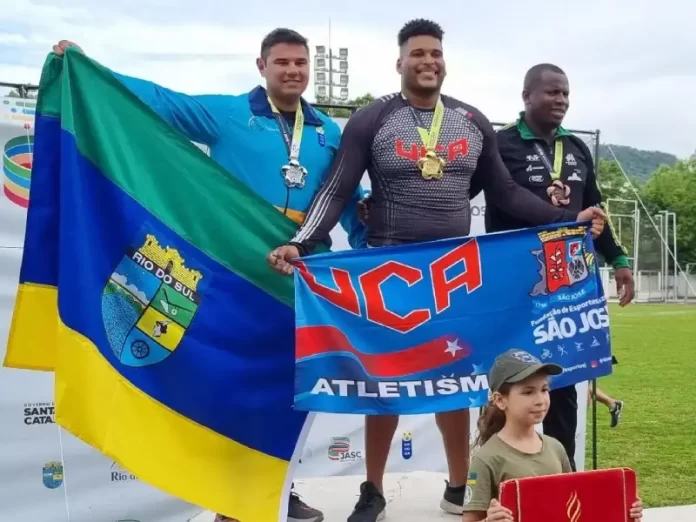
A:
567;169;583;182
395;138;469;162
317;125;326;147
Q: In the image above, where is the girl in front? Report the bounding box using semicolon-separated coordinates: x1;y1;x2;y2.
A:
462;349;643;522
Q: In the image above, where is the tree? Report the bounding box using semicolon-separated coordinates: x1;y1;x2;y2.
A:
350;93;375;107
596;159;641;263
598;143;677;182
640;159;696;269
596;159;635;202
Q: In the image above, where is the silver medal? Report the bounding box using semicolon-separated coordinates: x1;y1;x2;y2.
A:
282;160;307;189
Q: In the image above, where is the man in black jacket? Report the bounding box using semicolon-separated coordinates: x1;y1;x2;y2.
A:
485;63;634;470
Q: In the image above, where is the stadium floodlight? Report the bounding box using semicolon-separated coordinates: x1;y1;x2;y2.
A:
314;57;327;72
313;43;349;103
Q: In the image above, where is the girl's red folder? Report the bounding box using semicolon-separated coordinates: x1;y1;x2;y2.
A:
499;467;637;522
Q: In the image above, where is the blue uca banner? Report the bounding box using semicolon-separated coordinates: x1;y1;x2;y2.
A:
293;223;614;415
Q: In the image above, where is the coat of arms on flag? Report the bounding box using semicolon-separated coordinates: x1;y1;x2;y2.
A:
102;232;203;367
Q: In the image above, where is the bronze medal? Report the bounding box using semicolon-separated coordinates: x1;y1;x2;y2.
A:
546;179;571;206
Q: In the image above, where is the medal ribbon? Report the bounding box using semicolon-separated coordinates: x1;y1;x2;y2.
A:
405;97;445;153
533;139;564;180
267;96;304;163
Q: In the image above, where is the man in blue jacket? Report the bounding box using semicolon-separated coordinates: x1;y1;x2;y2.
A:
53;27;366;522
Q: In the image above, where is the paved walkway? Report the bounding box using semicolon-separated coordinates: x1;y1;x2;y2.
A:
191;471;696;521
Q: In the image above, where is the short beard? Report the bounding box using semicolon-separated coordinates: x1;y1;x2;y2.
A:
404;77;441;98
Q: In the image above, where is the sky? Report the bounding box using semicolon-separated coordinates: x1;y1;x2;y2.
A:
0;0;693;158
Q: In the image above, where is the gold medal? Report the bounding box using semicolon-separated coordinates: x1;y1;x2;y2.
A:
406;96;446;180
417;151;445;180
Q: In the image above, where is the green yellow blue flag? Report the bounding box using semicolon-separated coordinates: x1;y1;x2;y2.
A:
3;49;312;521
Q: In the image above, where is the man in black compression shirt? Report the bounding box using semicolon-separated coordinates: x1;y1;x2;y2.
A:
268;20;606;522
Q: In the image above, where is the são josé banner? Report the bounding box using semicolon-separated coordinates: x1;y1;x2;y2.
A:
294;223;613;414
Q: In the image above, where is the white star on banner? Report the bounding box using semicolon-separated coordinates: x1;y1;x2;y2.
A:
445;339;463;358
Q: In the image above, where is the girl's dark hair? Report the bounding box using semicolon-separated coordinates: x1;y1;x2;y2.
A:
475;383;511;447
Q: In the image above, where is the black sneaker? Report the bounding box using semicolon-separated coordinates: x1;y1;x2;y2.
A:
288;491;324;522
610;400;624;428
439;480;466;515
347;481;386;522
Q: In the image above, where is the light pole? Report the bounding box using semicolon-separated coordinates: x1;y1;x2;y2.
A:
313;21;349;104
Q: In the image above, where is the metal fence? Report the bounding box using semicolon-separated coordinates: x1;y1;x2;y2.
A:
0;81;38;99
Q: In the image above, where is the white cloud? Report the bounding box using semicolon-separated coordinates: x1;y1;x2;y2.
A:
0;63;39;84
111;272;149;304
0;0;693;158
0;33;28;46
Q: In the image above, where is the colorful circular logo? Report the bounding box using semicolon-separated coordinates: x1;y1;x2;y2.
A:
3;132;33;208
327;436;350;461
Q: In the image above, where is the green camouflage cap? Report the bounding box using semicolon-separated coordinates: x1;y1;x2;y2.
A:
489;349;563;392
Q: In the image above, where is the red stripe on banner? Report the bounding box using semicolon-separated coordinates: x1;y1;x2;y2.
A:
296;325;471;378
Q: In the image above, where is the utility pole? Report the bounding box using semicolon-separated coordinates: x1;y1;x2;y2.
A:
328;18;333;104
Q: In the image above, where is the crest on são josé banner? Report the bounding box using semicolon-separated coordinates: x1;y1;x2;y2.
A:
101;233;203;368
530;225;596;296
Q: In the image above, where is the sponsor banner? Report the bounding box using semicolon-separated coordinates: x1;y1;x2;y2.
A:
295;384;589;480
296;384;589;479
0;383;204;521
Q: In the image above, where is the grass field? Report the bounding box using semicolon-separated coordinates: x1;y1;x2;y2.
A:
585;303;696;508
